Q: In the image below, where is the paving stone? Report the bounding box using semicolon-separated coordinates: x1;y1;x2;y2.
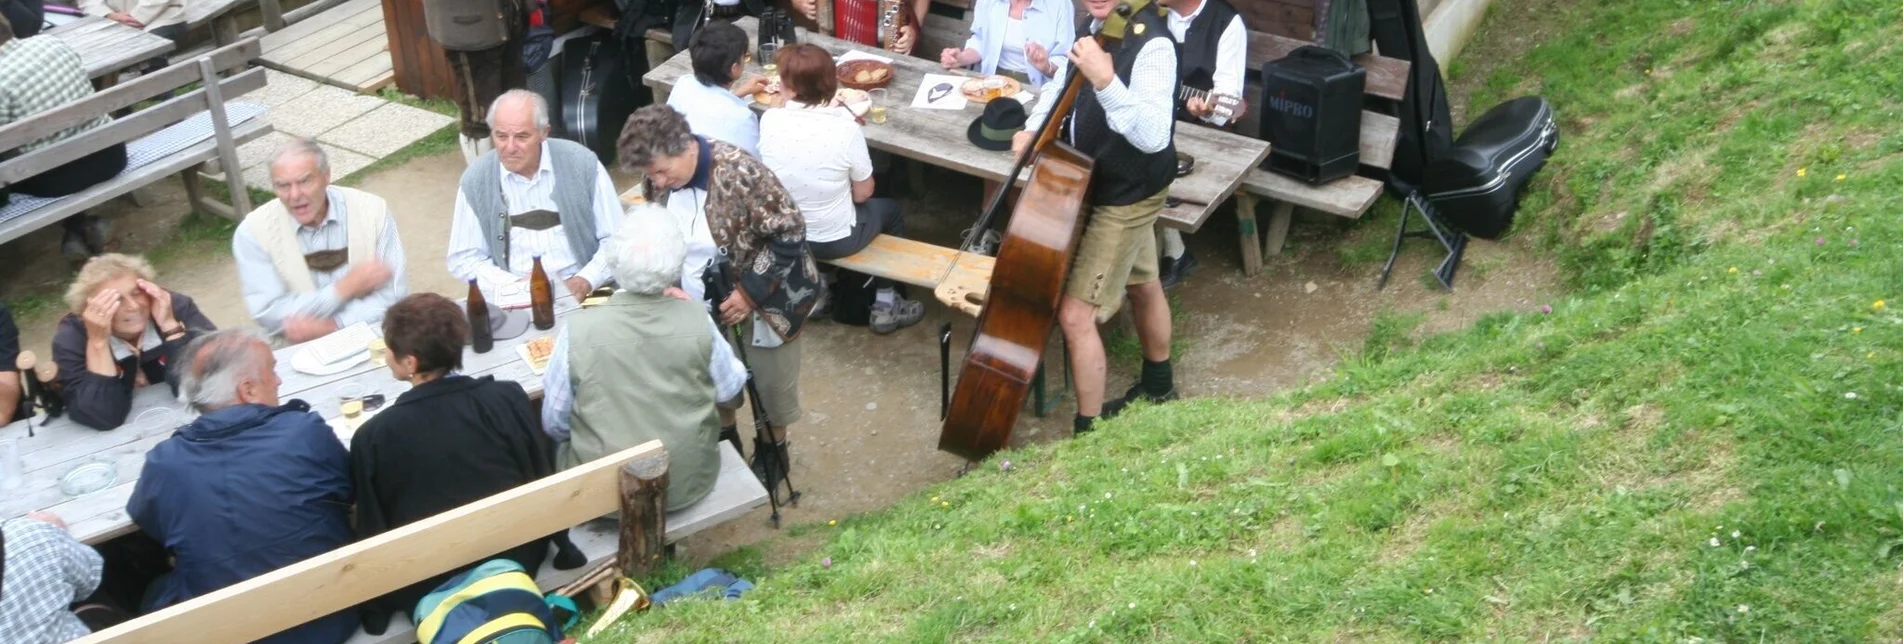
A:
247;70;321;109
318;102;455;157
266;85;386;138
240;142;373;190
236;131;296;176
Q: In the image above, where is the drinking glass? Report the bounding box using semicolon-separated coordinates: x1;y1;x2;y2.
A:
867;88;889;124
135;407;176;434
338;382;366;419
368;337;388;367
759;42;780;76
982;77;1005;101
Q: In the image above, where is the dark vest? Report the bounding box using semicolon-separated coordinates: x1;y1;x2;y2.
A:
1065;8;1179;207
1173;0;1242;120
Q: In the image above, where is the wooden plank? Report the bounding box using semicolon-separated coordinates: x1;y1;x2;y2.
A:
1239;171;1384;219
183;0;252;29
48;17;178;80
1359;111;1399;170
279;0;358;29
72;441;672;644
259;0;381;55
198;59;254;215
300;35;390;82
339;445;767;644
1246;31;1410;102
333;52;399;92
281;20;387;72
0;68;268;186
261;0;387;63
823;235;993;289
643;17;1267;220
0;39;262;154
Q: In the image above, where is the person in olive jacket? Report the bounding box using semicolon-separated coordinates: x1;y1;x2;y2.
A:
51;254;214;430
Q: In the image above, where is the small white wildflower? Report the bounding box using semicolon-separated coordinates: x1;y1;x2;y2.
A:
1248;548;1258;557
1709;537;1722;547
1189;560;1198;566
1846;392;1859;399
1731;530;1741;538
1128;602;1137;609
1739;560;1751;569
1008;604;1016;611
1089;620;1096;628
1745;545;1757;552
1737;604;1750;613
1105;492;1112;499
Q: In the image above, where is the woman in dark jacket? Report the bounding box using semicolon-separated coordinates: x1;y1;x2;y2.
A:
52;254;214;430
348;293;581;635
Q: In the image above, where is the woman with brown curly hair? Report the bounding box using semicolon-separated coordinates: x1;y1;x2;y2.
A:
347;293;580;635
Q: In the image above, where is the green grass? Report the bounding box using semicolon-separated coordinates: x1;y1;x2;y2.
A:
586;0;1903;640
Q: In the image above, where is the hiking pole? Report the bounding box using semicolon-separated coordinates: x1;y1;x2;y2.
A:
704;258;801;528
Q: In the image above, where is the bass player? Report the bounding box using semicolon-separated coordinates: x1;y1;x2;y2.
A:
1011;0;1180;436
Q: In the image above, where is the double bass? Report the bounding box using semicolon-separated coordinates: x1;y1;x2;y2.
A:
938;1;1154;461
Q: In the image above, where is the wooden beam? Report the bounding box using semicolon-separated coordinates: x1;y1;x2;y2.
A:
72;440;668;644
0;39;261;154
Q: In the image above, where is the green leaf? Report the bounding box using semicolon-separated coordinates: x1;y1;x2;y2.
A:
1834;468;1852;490
1381;453;1402;468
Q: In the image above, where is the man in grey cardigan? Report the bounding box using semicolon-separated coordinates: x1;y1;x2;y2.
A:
446;90;622;301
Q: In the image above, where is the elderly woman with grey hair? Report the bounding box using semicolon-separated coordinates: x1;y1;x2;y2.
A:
127;328;359;643
540;212;748;510
51;253;215;430
618;105;818;474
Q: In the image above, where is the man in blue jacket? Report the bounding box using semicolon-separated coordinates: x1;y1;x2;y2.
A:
127;328;356;644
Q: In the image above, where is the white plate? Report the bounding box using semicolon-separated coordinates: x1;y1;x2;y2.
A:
292;345;369;376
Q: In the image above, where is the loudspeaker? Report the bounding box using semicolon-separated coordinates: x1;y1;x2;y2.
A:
1259;45;1365;184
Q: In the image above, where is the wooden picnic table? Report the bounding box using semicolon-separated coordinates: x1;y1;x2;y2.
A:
641;17;1270;230
46;16;177;83
0;297;581;545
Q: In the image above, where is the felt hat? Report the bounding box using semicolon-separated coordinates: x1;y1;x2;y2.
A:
967;99;1028;151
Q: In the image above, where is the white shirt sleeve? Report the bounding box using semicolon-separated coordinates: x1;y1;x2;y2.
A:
1093;37;1177;154
1203;15;1248;124
446;189;522;289
539;326;574;441
1023;55;1069;131
706;317;748;403
333;213;409;327
575;163;623;289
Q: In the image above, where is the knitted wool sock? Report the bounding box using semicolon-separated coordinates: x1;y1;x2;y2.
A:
1141;358;1174;399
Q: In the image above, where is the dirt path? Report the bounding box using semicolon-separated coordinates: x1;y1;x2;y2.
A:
0;147;1561;566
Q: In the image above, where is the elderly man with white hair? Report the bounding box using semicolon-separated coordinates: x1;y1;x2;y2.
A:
447;89;622;303
233;138;408;343
540;211;747;510
127;328;358;644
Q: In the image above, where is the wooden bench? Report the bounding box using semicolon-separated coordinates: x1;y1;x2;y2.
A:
0;39;270;249
182;0;258;46
1179;31;1412;276
76;440;769;644
824;234;995;317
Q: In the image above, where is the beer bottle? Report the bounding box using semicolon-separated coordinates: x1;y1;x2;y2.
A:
467;279;493;353
529;256;555;330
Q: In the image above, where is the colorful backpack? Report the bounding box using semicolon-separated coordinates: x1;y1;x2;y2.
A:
415;559;566;644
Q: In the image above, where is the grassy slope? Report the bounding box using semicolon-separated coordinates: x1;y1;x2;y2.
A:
599;0;1903;640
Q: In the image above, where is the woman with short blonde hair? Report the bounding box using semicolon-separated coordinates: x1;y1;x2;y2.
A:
52;253;215;430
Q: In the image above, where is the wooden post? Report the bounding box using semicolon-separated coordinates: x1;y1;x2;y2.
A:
210;16;241;46
816;0;835;36
259;0;286;31
615;450;669;580
1264;201;1296;257
1235;193;1263;276
197;59;252;217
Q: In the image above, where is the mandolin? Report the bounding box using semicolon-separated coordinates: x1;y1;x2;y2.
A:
937;0;1158;461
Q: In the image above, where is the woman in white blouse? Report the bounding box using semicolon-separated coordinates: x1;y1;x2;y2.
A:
938;0;1077;86
758;44;923;335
